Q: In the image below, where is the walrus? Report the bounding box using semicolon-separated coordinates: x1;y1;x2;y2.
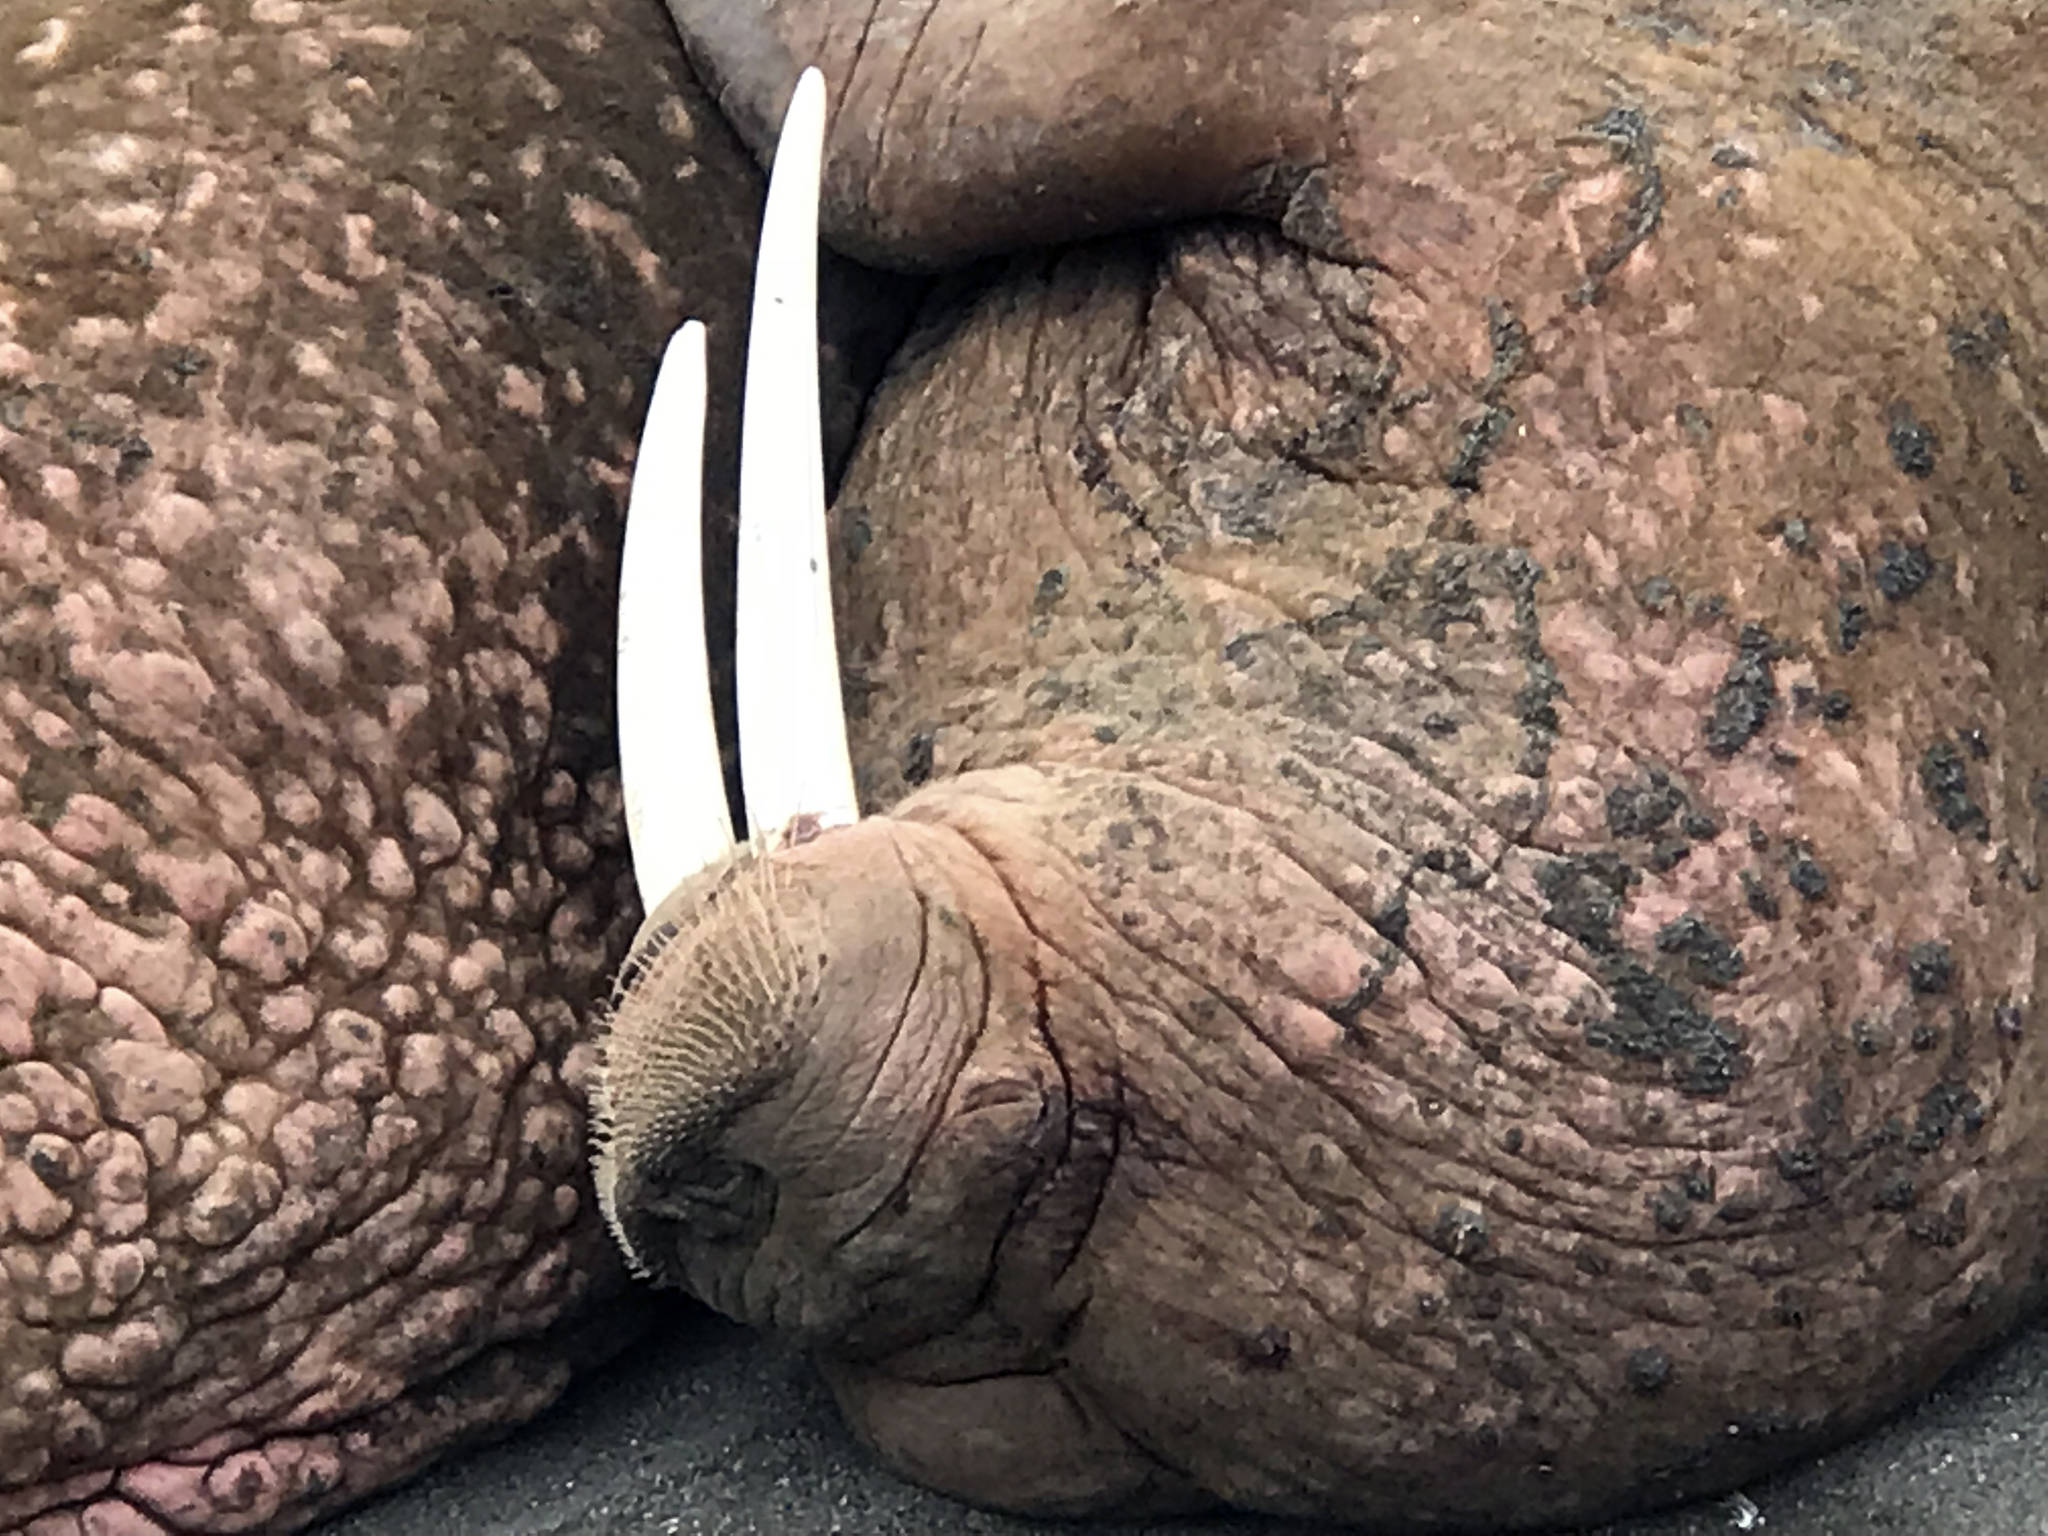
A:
596;1;2047;1528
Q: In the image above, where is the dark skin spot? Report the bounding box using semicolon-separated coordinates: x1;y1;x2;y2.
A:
1908;1080;1985;1152
1624;1348;1673;1395
1239;1325;1292;1371
27;1140;75;1188
1994;1001;2025;1040
1648;1186;1691;1233
1703;623;1776;757
1645;839;1691;872
1920;740;1988;838
1886;404;1938;477
1432;1205;1492;1262
1774;1141;1824;1189
1786;850;1830;901
1033;566;1069;611
1946;309;2010;370
1906;1193;1968;1248
1587;959;1747;1096
1539;855;1749;1095
1537;853;1633;952
1419;846;1486;889
902;729;935;786
1654;912;1745;990
1905;941;1955;995
1873;540;1934;599
1715;1195;1761;1225
1371;898;1411;948
1835;598;1871;654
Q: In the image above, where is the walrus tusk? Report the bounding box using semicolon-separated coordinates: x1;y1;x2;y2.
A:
735;66;859;849
618;319;732;910
618;67;853;911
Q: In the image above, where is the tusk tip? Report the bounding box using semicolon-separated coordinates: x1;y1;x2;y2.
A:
668;316;707;358
783;65;827;143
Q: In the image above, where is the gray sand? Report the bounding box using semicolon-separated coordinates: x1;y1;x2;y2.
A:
322;1309;2048;1535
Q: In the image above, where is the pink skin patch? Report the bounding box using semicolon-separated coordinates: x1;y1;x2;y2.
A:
0;0;747;1523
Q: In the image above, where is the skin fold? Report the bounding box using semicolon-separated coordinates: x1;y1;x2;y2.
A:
0;1;911;1531
602;0;2048;1527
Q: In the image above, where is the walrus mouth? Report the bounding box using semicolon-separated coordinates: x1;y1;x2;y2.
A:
615;65;857;913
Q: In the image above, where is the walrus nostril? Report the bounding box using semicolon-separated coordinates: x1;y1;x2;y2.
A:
625;1153;777;1255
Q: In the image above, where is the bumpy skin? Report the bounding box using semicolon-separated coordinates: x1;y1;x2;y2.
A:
607;0;2048;1527
0;2;917;1530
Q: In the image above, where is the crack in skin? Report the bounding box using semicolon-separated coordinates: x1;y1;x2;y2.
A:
825;872;942;1253
1570;107;1667;305
935;824;1122;1310
865;1;943;226
934;901;1049;1316
956;807;1425;1252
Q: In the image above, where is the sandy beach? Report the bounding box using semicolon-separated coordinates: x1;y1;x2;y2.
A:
321;1307;2048;1536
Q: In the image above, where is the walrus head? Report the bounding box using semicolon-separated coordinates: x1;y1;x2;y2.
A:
591;73;1051;1358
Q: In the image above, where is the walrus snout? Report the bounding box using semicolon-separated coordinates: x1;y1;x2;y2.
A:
603;1139;780;1291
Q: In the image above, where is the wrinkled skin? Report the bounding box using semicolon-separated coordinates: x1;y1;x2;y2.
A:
0;1;912;1530
603;0;2048;1528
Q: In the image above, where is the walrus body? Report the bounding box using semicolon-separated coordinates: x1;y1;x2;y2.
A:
600;0;2048;1527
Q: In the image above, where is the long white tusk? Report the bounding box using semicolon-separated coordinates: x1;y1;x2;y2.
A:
735;66;859;847
618;319;736;909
